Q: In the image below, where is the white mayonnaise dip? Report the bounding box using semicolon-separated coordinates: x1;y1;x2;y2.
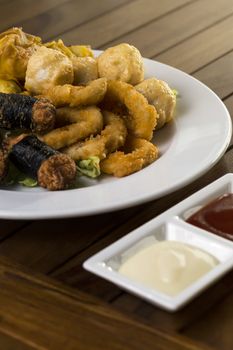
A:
118;240;219;296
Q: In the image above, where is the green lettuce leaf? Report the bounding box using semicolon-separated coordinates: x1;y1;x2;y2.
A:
172;89;178;97
3;161;37;187
76;156;101;178
18;177;37;187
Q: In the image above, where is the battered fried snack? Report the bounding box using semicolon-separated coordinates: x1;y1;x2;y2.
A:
102;80;157;140
9;134;76;190
0;27;41;81
0;93;56;133
63;111;127;161
40;106;103;149
100;137;158;177
97;43;144;85
135;78;176;129
72;56;98;85
38;153;76;190
25;46;74;95
0;27;178;189
41;78;107;107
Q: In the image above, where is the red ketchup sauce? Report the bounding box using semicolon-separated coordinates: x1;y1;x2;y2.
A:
186;193;233;240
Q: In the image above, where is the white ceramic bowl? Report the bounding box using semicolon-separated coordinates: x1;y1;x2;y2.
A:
84;174;233;311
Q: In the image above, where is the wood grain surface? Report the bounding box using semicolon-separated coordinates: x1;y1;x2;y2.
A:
0;1;232;349
0;256;212;350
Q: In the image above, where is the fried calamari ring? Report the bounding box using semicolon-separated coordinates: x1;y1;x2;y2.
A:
41;78;107;107
100;137;158;177
63;111;127;160
40;106;103;149
103;80;157;140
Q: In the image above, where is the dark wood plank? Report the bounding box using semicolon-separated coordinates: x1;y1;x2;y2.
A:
0;207;141;273
51;219;137;300
99;0;233;56
15;0;130;41
0;220;28;241
193;51;233;99
154;14;233;74
183;291;233;350
57;0;192;47
0;0;70;31
0;256;211;350
0;332;33;350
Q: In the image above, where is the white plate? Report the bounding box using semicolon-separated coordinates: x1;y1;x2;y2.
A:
83;174;233;311
0;54;231;219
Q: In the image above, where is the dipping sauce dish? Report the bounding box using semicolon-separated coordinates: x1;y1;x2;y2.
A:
84;174;233;311
118;240;219;297
186;193;233;239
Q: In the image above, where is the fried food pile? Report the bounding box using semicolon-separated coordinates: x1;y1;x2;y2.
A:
0;28;177;190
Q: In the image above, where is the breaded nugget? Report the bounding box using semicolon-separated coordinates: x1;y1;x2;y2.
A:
41;78;107;107
100;136;158;177
40;106;103;149
135;78;176;129
103;80;157;140
98;43;144;85
63;111;127;160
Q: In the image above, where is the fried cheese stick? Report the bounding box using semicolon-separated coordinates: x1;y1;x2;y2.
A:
40;106;103;149
62;111;127;161
100;136;158;177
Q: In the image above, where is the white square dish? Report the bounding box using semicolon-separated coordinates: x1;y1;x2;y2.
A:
83;174;233;311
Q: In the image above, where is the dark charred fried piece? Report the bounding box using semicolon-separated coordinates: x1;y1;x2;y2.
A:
9;135;76;190
38;153;77;190
0;93;56;133
0;148;8;181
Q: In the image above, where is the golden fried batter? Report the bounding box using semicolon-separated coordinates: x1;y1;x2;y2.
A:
63;111;127;160
103;80;157;140
25;46;74;95
100;137;158;177
97;43;144;85
0;27;41;81
38;153;76;190
72;56;98;85
135;78;176;129
40;106;103;149
41;78;107;107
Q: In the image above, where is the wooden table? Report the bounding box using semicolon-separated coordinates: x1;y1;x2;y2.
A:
0;0;233;349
